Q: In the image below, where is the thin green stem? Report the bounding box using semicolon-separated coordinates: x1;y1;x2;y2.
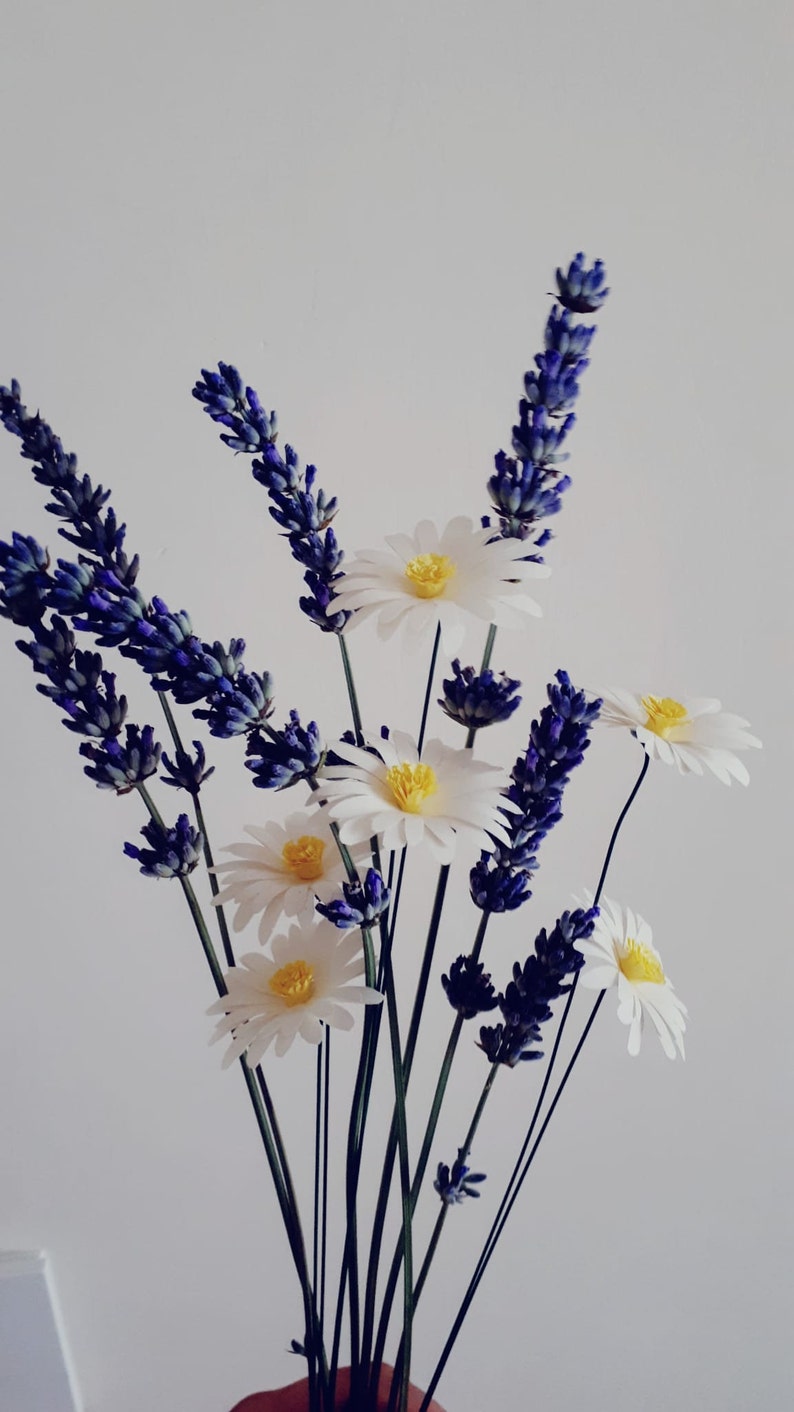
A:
313;1042;323;1326
339;633;365;744
135;782;324;1403
386;1062;500;1412
368;912;490;1398
157;692;236;969
359;864;449;1379
379;923;413;1412
328;924;379;1408
321;1028;331;1340
464;623;497;749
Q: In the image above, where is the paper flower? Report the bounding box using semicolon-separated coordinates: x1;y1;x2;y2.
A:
207;920;383;1063
209;810;364;943
578;896;687;1059
330;516;549;655
315;729;515;864
597;689;760;785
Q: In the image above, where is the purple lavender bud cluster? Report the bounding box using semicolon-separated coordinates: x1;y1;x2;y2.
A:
160;740;215;794
124;814;203;878
193;363;348;633
434;1152;487;1205
439;660;521;731
488;254;608;545
441;955;498;1020
555;253;610;313
316;868;390;929
478;907;598;1067
14;612;161;793
246;710;324;790
0;532;52;627
0;381;274;741
470;671;601;913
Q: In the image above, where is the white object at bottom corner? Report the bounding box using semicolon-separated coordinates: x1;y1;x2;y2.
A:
0;1251;82;1411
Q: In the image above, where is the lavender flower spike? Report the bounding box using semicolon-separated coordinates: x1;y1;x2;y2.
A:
470;671;600;913
488;254;608;545
193;363;349;634
0;379;274;737
124;814;203;879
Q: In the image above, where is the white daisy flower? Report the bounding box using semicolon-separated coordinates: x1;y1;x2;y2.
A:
578;896;687;1060
207;919;383;1063
598;688;761;786
209;811;364;944
331;515;550;655
315;729;515;865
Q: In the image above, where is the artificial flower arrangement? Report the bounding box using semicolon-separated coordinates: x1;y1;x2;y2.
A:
0;254;760;1412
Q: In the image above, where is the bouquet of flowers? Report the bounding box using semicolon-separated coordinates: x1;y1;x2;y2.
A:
0;253;760;1412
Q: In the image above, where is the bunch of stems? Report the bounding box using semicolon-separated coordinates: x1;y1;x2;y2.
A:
101;612;645;1412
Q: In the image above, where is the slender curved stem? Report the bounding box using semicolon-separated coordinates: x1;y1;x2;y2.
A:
359;864;449;1378
417;624;441;755
368;912;490;1396
418;750;651;1409
387;1063;500;1412
135;781;325;1404
419;994;606;1412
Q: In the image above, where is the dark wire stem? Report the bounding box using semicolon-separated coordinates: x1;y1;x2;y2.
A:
156;692;237;969
417;624;441;755
419;994;606;1412
134;783;325;1407
387;1062;500;1412
418;750;651;1410
479;752;651;1284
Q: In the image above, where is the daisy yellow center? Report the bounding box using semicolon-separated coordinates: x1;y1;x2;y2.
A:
386;761;438;813
404;553;456;599
641;695;689;738
281;835;326;881
618;937;665;985
269;960;315;1006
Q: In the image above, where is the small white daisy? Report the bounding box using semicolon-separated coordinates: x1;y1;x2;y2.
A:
209;811;364;944
597;688;761;785
330;515;550;655
315;729;515;865
578;896;687;1059
207;919;383;1063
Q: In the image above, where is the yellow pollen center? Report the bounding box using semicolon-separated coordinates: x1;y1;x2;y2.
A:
641;694;689;739
618;938;665;985
269;959;315;1006
404;553;456;599
386;761;438;813
281;835;326;881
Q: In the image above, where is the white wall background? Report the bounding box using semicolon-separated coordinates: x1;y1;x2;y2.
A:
1;2;792;1410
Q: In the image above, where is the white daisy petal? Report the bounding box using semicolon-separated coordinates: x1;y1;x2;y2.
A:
581;895;687;1060
331;515;549;644
314;731;511;864
208;918;383;1064
208;810;365;942
596;687;760;785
